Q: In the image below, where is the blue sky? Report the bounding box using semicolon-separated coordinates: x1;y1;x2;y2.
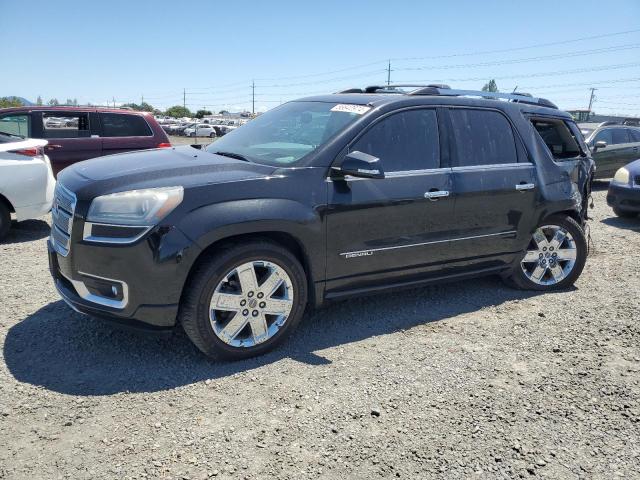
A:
1;0;639;115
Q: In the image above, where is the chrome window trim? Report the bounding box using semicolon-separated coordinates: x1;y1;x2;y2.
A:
340;230;516;257
62;270;129;310
451;163;534;172
326;167;451;182
82;222;152;244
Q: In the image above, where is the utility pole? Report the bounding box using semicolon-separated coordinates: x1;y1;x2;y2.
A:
387;60;392;86
141;94;144;106
112;96;116;108
183;88;186;110
252;80;255;115
587;88;597;114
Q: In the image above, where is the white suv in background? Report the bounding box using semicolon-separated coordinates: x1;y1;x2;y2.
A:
184;124;217;138
0;134;55;240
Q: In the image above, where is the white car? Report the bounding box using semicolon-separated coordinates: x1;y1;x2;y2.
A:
0;134;55;240
183;124;217;138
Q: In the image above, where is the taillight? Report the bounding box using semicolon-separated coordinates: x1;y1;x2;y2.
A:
11;147;44;157
157;142;172;148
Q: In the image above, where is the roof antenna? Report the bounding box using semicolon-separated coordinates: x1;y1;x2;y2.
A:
512;85;518;93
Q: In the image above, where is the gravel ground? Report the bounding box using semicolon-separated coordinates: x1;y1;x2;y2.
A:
0;184;639;479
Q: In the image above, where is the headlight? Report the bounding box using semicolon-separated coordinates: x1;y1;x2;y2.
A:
87;186;184;226
612;167;630;185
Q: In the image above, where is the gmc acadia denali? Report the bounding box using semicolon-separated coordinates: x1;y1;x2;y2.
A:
48;85;595;360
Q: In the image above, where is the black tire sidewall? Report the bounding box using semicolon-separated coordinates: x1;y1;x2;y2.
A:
0;203;10;241
509;215;587;291
185;243;307;359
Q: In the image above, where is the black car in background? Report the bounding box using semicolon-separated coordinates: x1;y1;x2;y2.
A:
607;159;640;218
579;122;640;179
48;86;595;360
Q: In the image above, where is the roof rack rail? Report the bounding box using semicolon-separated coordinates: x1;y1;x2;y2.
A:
337;84;558;109
407;87;558;109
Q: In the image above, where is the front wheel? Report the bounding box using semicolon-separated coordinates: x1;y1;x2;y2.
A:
209;132;216;138
0;202;11;241
504;215;587;291
613;207;637;218
179;241;308;360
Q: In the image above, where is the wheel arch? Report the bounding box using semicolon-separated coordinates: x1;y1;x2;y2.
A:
0;193;15;213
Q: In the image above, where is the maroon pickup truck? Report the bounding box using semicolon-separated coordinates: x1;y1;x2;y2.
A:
0;106;171;176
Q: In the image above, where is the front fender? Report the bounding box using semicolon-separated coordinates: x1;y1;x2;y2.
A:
176;198;324;283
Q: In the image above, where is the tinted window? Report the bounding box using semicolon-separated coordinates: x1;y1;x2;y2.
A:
352;109;440;171
449;109;517;166
629;129;640;142
531;118;581;160
0;114;30;137
101;113;152;137
43;112;90;139
594;129;612;145
611;128;630;145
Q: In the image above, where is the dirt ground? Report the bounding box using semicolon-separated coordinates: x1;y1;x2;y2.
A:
0;183;638;479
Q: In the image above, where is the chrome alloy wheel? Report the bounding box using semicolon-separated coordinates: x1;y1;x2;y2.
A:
520;225;577;286
209;261;294;347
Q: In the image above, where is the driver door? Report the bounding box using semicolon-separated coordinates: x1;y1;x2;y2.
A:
325;108;457;294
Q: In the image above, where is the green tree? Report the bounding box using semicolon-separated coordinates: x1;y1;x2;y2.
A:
121;101;155;112
195;109;212;119
165;105;192;118
48;98;60;106
481;79;498;92
36;95;43;105
0;97;23;108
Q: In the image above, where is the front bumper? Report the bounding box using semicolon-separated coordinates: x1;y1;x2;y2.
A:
47;222;199;331
607;183;640;213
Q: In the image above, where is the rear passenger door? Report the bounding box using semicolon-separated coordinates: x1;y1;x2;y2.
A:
446;108;536;264
99;113;156;156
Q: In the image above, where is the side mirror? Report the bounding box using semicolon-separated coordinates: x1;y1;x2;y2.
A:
332;151;385;179
593;140;607;151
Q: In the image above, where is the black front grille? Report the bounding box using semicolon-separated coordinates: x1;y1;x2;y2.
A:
50;183;76;256
635;175;640;187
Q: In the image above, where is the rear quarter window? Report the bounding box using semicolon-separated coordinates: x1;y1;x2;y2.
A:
530;118;582;160
100;113;152;137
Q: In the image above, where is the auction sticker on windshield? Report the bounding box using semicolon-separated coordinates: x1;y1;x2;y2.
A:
330;104;371;115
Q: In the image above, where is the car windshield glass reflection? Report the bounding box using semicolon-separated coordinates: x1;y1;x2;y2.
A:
204;101;365;166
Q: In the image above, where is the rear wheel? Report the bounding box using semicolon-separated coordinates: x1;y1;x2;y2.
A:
209;132;216;138
504;215;587;291
0;202;11;241
613;207;637;218
179;241;308;360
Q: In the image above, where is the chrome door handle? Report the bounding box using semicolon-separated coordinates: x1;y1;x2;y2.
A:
515;183;535;191
424;190;450;200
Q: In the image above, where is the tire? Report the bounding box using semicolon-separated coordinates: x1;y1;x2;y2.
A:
189;132;195;137
613;207;637;218
179;240;308;360
209;132;215;138
504;215;587;291
0;202;11;241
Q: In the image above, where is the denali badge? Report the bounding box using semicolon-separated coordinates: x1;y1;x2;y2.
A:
343;251;373;258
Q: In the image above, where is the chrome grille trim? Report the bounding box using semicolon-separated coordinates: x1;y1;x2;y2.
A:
50;183;77;257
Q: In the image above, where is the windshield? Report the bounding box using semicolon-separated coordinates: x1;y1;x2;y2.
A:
205;101;368;166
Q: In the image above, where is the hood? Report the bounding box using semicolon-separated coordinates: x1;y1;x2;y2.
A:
58;145;278;196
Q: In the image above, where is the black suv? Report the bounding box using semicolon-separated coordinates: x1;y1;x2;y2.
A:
48;86;595;360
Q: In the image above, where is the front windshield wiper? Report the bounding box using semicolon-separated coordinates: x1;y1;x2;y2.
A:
213;150;250;162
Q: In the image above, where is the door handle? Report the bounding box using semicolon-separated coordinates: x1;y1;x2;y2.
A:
516;183;535;191
424;190;450;200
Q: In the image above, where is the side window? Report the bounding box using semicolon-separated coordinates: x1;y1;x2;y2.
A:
629;129;640;142
352;109;440;171
100;113;152;137
43;112;90;139
530;118;582;160
0;114;31;137
449;109;517;167
611;128;630;145
594;129;612;145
